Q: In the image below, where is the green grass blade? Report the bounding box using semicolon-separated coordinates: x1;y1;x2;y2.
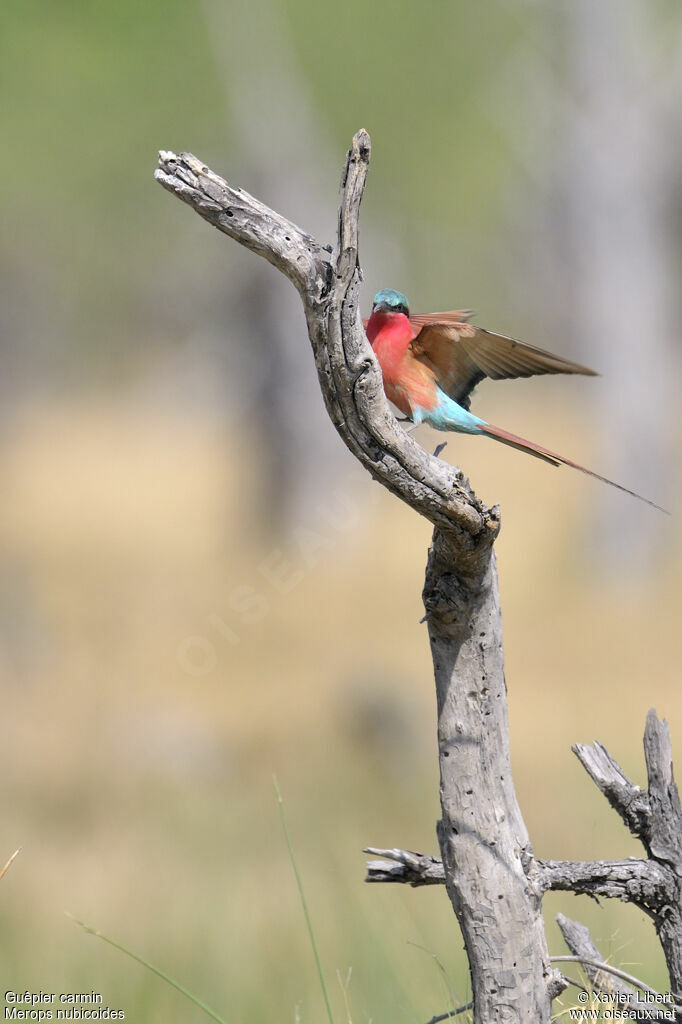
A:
273;776;336;1024
68;914;228;1024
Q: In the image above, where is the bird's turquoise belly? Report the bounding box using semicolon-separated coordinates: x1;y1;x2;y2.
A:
412;388;487;434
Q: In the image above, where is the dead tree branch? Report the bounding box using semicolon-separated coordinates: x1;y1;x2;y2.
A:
155;145;488;537
364;847;670;903
365;711;682;1021
155;132;558;1021
365;846;446;886
574;710;682;1002
556;914;678;1021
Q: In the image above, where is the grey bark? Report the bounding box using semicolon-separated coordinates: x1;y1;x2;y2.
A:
365;848;671;905
155;133;559;1021
365;710;682;1021
574;710;682;1004
556;914;678;1021
426;531;562;1017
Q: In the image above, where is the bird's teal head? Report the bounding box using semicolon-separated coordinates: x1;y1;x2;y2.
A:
372;288;409;315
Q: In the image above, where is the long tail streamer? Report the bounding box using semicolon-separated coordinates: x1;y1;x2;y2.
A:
481;422;669;514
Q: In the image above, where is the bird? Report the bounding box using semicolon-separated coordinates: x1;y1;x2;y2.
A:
365;288;666;512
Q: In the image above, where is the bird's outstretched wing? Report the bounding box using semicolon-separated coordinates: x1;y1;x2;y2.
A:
408;312;597;410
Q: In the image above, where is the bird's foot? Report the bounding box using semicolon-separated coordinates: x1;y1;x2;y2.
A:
433;442;447;458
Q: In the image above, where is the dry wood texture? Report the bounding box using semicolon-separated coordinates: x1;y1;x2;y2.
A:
155;132;678;1022
365;712;682;1022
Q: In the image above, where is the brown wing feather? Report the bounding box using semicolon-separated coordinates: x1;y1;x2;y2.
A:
408;314;597;409
408;323;483;410
409;310;474;327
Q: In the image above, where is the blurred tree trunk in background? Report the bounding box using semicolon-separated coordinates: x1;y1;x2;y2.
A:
200;0;403;537
200;0;344;537
532;0;679;573
558;0;679;572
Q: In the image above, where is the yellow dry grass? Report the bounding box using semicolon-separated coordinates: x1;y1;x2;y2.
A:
0;396;679;1021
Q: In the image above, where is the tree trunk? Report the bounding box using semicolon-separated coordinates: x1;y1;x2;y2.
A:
154;131;586;1022
426;531;557;1018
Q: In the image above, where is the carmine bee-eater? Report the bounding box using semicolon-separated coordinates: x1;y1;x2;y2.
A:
365;288;666;512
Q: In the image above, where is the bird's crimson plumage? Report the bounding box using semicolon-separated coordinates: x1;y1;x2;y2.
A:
365;288;666;512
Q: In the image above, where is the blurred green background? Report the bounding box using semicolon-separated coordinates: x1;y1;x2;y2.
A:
1;1;681;1021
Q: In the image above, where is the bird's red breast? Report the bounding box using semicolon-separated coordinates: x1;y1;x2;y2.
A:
366;310;438;417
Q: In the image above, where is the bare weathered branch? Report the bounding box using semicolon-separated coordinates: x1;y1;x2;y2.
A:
364;847;445;886
156;133;554;1021
553;954;675;1004
155;151;326;294
364;847;672;907
538;857;673;908
644;711;682;1005
643;711;682;871
363;711;682;1018
157;129;682;1024
155;141;491;540
573;711;682;1000
573;739;652;836
556;914;678;1021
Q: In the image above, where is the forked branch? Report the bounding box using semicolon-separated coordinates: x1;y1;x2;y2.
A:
156;131;563;1022
155;138;492;541
365;710;682;1021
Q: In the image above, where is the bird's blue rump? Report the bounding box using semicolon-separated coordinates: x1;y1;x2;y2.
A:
412;388;487;434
